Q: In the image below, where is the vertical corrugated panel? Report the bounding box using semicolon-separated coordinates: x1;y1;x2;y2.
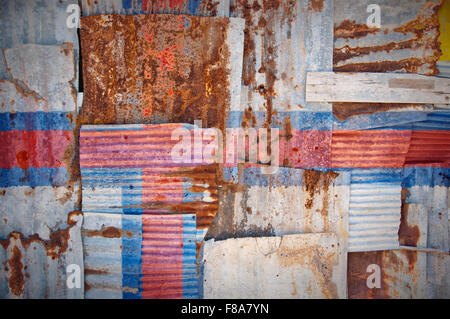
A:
348;169;402;252
404;109;450;166
82;212;198;299
80;0;230;17
331;130;412;168
83;213;142;299
141;214;197;299
0;43;82;299
0;0;79;89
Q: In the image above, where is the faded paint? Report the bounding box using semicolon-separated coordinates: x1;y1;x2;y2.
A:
201;233;345;298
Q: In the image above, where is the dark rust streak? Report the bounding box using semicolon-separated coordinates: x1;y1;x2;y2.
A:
8;246;24;296
398;188;421;247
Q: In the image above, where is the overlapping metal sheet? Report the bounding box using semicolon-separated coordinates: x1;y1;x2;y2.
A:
201;233;345;298
0;43;82;298
348;169;402;252
82;212;198;299
0;0;79;88
79;14;244;130
404;109;450;166
80;123;218;240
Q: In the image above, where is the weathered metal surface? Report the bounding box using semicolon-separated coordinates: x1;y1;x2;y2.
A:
0;0;79;89
404;109;450;167
82;212;197;299
79;14;244;132
0;44;82;298
0;211;84;299
80;0;230;17
331;129;412;168
80;123;218;241
332;0;444;120
334;0;443;75
201;233;345;298
348;169;402;252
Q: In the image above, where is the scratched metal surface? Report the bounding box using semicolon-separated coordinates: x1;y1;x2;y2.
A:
79;14;244;131
0;44;82;298
0;0;79;89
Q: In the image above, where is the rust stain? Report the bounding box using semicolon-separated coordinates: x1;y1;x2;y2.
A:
8;245;24;296
398;188;421;247
83;226;132;239
16;150;29;170
302;170;338;210
307;0;324;12
84;268;109;275
0;189;6;196
241;107;257;128
332;102;423;121
334;20;379;39
80;14;232;134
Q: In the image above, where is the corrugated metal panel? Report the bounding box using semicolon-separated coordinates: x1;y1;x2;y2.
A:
0;0;79;89
437;61;450;78
79;14;244;131
82;212;198;299
348;169;402;252
80;0;230;17
334;0;443;75
404;109;450;166
331;130;412;168
332;0;443;121
80;123;218;239
201;233;345;298
0;44;82;298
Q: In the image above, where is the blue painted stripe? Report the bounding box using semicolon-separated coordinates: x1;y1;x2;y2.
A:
0;111;74;131
333;111;425;131
122;215;143;299
182;214;198;299
227;111;333;131
402;167;450;187
0;167;69;187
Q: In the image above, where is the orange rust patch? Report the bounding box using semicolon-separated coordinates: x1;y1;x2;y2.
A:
85;268;109;275
83;226;131;239
302;170;339;210
8;246;24;296
16;150;29;170
308;0;324;12
334;20;379;39
398;188;421;247
333;102;423;121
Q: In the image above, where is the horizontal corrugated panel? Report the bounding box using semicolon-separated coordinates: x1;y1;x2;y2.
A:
404;110;450;167
79;14;244;130
331;130;412;168
437;61;450;78
82;212;198;299
348;169;402;252
80;124;218;236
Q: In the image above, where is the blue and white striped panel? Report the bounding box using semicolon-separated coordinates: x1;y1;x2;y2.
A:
349;169;402;252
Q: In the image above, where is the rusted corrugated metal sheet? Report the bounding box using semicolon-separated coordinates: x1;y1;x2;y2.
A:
82;212;197;299
404;109;450;166
0;0;79;89
205;166;349;298
334;0;443;75
201;233;346;298
80;0;230;17
80;123;218;240
0;44;82;298
331;130;412;168
79;14;244;132
348;169;402;252
332;0;444;120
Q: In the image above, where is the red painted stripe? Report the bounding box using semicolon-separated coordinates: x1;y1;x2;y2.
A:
0;130;73;169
